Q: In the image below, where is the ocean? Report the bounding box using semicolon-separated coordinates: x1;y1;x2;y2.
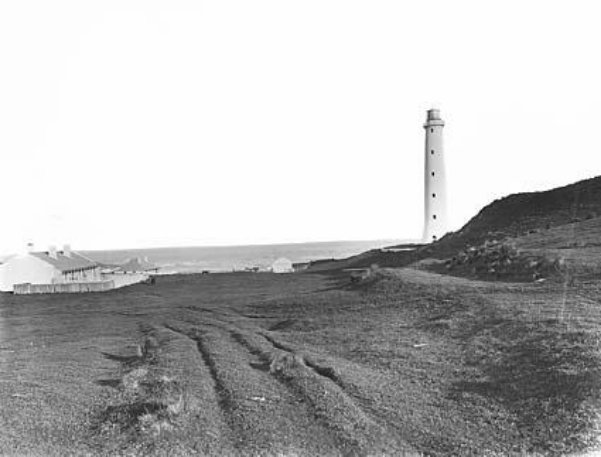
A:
82;239;404;274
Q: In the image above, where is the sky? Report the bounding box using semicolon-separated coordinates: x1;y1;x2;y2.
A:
1;1;601;254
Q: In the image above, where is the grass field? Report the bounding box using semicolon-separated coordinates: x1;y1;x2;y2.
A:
1;270;601;456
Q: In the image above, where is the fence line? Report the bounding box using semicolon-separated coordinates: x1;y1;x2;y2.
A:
14;280;116;295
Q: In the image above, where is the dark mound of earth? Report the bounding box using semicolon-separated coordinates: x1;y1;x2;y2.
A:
308;175;601;274
425;174;601;259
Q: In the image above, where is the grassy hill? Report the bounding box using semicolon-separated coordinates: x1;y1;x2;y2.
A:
308;175;601;273
425;174;601;259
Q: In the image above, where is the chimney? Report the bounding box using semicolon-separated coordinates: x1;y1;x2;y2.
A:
48;246;58;259
63;244;72;258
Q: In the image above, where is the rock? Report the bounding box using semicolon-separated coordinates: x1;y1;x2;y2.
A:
269;352;305;374
122;367;148;392
142;336;160;360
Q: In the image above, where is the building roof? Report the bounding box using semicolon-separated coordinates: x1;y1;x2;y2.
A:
31;251;98;273
119;257;158;272
272;257;292;266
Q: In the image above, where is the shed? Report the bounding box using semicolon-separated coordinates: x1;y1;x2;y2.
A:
271;257;294;273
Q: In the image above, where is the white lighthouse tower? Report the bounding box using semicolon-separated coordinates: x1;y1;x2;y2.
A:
422;108;448;243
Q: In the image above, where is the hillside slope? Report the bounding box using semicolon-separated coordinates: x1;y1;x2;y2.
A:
426;174;601;258
513;215;601;275
308;175;601;272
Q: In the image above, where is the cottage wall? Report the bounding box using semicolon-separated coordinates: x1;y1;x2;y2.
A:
0;256;57;292
102;272;149;289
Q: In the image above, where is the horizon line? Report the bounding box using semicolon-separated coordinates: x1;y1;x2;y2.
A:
76;237;418;253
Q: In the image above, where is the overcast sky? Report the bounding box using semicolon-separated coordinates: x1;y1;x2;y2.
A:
1;1;600;254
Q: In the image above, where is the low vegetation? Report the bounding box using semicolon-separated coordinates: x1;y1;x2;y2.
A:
1;267;600;455
2;176;601;455
427;241;562;282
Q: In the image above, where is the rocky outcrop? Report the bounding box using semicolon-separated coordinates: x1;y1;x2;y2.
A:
440;241;563;282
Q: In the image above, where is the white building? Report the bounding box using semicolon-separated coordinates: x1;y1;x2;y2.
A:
271;257;294;273
423;108;449;243
0;245;102;292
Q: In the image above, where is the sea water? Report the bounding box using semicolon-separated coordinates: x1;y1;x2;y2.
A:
82;240;404;274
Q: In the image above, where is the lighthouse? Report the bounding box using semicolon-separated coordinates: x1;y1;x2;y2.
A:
422;108;448;243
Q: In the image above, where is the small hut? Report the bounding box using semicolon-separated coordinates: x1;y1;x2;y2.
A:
271;257;293;273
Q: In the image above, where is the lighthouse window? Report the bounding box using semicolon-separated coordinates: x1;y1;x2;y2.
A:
432;235;437;241
433;214;437;219
431;150;434;155
430;128;433;133
432;193;436;198
431;171;435;177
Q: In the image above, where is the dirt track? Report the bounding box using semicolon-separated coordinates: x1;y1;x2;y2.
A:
99;289;418;456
